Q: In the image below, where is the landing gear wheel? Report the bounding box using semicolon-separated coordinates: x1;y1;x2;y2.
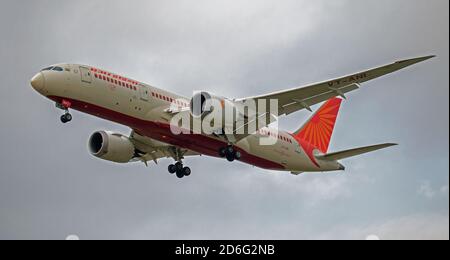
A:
65;113;72;122
183;167;191;176
168;164;176;174
221;145;241;162
219;147;226;158
226;153;235;162
176;170;185;179
171;161;191;179
60;113;72;124
175;162;183;171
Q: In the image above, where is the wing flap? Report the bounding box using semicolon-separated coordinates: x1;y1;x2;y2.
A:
282;83;359;115
129;131;200;164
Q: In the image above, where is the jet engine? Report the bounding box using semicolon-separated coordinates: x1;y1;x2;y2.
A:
189;91;261;135
190;91;217;118
88;131;135;163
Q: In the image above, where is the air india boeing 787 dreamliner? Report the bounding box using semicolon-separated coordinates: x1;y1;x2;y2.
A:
31;56;434;178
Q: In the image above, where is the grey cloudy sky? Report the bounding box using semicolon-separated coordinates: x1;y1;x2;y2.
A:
0;0;448;240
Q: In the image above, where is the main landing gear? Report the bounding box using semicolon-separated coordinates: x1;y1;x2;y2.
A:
219;145;241;162
167;147;191;179
57;100;73;124
168;162;191;179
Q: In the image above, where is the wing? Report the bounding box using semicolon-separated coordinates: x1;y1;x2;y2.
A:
236;56;435;116
129;131;200;164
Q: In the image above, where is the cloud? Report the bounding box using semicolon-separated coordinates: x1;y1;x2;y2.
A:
441;185;449;194
0;0;448;240
286;175;352;206
362;214;449;240
418;181;449;199
418;182;437;199
316;213;449;240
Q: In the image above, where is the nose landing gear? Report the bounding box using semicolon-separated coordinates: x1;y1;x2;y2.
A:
60;113;72;123
56;100;73;124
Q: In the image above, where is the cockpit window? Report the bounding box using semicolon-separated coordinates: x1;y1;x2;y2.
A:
41;66;54;71
52;66;64;72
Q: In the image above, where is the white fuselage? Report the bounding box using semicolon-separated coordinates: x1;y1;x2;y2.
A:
31;64;343;173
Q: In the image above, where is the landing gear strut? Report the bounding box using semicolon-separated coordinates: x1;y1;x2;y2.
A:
57;100;73;124
168;162;191;179
219;145;241;162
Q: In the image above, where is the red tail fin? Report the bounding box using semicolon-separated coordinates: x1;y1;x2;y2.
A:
294;98;343;153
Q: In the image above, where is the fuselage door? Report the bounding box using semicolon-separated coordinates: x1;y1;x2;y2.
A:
139;84;149;101
80;66;92;84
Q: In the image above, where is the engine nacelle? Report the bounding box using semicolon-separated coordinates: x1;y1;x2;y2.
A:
88;131;135;163
190;91;247;119
190;91;218;118
189;91;260;135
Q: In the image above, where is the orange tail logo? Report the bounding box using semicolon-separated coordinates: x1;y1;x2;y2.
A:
295;98;342;153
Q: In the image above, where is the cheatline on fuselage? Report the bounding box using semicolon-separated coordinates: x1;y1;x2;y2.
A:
30;56;434;179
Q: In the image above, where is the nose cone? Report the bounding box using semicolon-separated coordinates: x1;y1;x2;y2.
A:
31;72;45;92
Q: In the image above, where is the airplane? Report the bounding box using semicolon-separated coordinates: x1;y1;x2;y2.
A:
30;56;434;178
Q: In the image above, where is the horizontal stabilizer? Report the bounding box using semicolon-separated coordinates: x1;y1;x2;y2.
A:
317;143;398;161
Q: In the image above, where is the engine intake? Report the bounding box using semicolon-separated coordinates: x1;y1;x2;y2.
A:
190;91;215;117
188;91;260;135
89;131;135;163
